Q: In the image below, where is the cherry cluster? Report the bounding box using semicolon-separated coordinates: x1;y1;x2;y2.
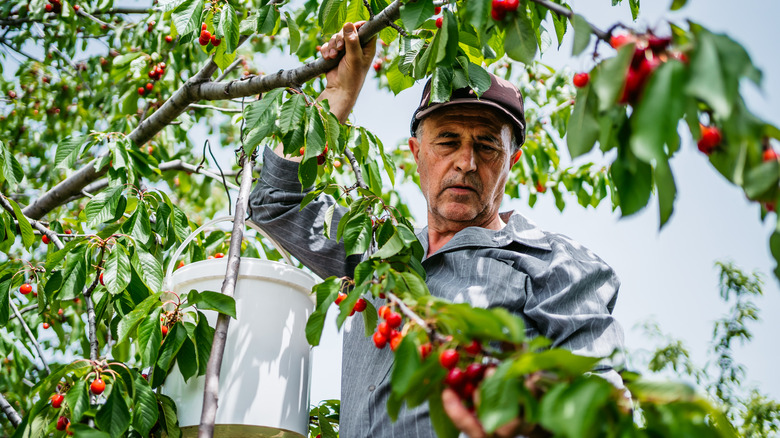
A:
198;23;221;47
609;31;681;105
372;305;404;350
335;291;367;316
439;342;487;404
44;0;63;14
300;145;329;165
490;0;520;21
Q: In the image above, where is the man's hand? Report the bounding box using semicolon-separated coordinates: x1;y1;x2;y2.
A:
317;21;377;123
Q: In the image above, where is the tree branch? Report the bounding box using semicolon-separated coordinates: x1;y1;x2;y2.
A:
21;0;401;220
198;150;255;438
187;103;242;114
158;160;240;190
344;148;368;190
10;300;51;375
529;0;609;41
83;247;106;361
0;193;64;249
8;303;38;321
0;392;22;428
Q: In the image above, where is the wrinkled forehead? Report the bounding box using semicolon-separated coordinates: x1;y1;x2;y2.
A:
420;104;514;145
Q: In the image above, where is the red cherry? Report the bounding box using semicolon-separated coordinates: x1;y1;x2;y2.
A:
419;342;432;359
161;325;169;336
637;54;662;80
199;35;210;46
491;0;506;11
386;311;402;328
137;87;145;96
444;367;466;388
435;17;443;29
211;35;221;46
610;32;634;49
465;363;486;382
766;202;777;213
439;349;459;369
51;394;64;408
647;35;671;53
377;321;393;338
377;305;390;319
459;381;476;399
177;261;185;269
573;72;589;88
535;182;546;193
165;35;173;43
698;125;722;155
43;322;50;329
201;23;207;31
56;416;69;431
214;252;225;258
504;0;519;12
317;154;326;165
42;234;51;244
389;331;403;351
299;147;305;155
72;4;79;11
490;7;505;21
334;292;347;305
146;83;153;91
464;340;481;355
159;62;166;69
373;331;387;349
434;6;441;14
763;148;778;162
619;67;643;104
373;62;382;72
64;229;72;235
354;298;367;312
45;3;53;12
90;378;106;395
141;373;148;380
20;283;33;295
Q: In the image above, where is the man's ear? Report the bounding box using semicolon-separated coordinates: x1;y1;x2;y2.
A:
409;136;421;163
511;149;522;167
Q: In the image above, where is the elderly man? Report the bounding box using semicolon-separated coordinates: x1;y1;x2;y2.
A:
249;22;625;438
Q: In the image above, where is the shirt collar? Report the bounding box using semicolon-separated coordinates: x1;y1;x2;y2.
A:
416;211;552;260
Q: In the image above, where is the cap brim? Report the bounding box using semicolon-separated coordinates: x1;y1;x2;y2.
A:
413;98;526;143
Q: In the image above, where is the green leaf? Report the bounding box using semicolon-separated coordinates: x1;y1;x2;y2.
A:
566;84;600;158
477;361;520;433
177;332;199;382
0;276;11;325
745;161;780;199
7;197;34;248
670;0;687;10
346;0;370;23
117;294;161;345
125;206;152;246
172;0;203;41
158;394;182;438
318;0;347;35
95;384;131;438
138;307;163;368
306;309;327;346
428;391;459;438
284;12;301;53
187;290;237;318
58;253;87;301
592;44;633;112
373;230;404;259
194;311;215;376
256;4;280;35
430;66;453;103
64;379;90;422
400;0;433;31
132;373;159;437
84;185;124;227
459;59;492;97
465;0;490;32
131;249;163;293
219;3;240;54
105;243;131;296
504;10;537;64
538;376;613;436
342;213;372;256
54;134;86;169
570;14;591;56
655;160;677;228
435;9;459;66
630;60;687;163
280;94;307;135
390;336;422;396
551;8;567;48
244;88;283;129
157;323;188;372
0;141;24;189
610;152;653;217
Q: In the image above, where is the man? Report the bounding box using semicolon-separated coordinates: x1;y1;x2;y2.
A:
248;22;625;438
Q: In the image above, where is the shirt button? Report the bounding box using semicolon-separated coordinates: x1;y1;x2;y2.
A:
368;385;375;392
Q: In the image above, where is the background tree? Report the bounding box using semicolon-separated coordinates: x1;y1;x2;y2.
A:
1;0;778;436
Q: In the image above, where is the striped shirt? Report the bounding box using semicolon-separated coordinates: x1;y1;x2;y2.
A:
249;147;625;438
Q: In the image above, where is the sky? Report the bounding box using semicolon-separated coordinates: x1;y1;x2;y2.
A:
307;0;780;405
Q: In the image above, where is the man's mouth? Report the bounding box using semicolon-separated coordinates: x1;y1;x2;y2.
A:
445;185;477;194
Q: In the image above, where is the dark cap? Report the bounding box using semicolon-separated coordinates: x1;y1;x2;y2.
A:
410;73;526;146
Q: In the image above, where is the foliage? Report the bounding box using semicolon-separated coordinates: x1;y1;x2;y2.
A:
637;261;780;437
0;0;777;436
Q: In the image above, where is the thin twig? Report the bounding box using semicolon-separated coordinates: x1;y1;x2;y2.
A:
0;38;44;63
32;23;95;97
344;148;368;190
8;303;38;321
158;159;240;190
198;150;256;438
75;8;115;29
363;0;375;19
83;247;106;362
10;300;51;375
187;103;242;113
215;57;244;82
386;292;447;342
0;393;22;428
388;22;408;37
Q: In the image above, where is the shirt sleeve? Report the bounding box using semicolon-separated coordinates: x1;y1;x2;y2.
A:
522;233;626;387
247;146;361;280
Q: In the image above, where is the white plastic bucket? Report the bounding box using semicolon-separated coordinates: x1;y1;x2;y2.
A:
160;217;317;437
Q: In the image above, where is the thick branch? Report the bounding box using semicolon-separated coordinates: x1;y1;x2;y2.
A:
22;0;400;220
0;393;22;428
198;151;255;438
10;300;51;374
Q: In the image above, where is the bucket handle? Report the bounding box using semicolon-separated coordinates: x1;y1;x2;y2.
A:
164;216;295;290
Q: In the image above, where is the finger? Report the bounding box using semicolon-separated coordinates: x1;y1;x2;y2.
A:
442;389;486;438
342;22;363;65
351;21;377;60
321;42;330;58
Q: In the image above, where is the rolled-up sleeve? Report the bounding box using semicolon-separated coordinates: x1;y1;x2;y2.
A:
248;147;360;279
523;234;626;387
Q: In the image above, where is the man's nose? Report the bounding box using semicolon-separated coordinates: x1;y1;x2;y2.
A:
454;145;477;173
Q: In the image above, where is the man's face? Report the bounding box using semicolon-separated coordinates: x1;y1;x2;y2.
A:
408;105;514;231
